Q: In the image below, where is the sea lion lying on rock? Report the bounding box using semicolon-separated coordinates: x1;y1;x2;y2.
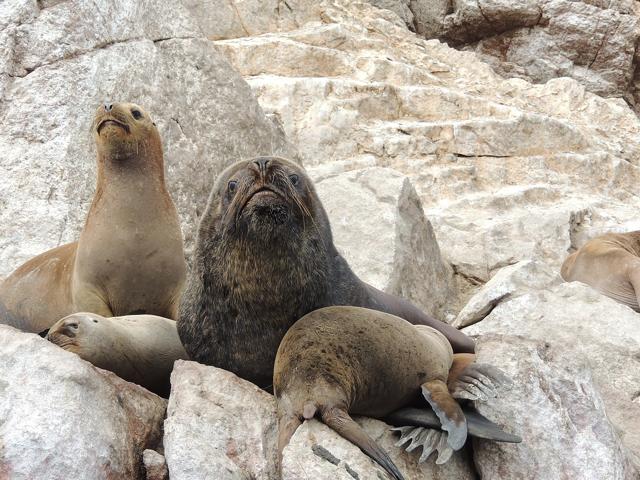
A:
47;312;188;397
274;306;520;480
561;231;640;311
178;156;474;389
0;103;186;333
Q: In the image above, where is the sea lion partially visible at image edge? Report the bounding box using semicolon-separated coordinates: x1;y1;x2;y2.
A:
178;156;475;389
561;230;640;311
47;312;188;397
0;103;186;333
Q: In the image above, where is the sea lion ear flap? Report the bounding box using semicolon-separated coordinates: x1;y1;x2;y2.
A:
421;380;467;451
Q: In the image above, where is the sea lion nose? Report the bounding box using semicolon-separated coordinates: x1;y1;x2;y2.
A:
253;158;270;173
103;103;113;112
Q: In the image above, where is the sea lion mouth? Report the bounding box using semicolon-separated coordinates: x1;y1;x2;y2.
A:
241;186;285;212
97;118;130;135
46;332;79;351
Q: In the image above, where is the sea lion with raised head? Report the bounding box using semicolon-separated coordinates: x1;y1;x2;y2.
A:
561;230;640;311
274;306;520;480
0;103;186;333
178;156;475;389
47;312;188;397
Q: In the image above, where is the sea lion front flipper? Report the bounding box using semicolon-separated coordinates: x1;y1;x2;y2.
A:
421;380;467;450
450;362;512;402
321;406;405;480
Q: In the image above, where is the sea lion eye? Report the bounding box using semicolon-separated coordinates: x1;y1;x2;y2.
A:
289;174;299;186
228;180;238;193
132;109;143;120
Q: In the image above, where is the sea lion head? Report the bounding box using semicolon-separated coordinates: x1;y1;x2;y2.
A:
92;102;161;162
46;312;106;357
201;156;331;244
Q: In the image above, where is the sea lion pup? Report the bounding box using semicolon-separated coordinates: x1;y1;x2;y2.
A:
47;312;188;397
274;306;518;480
178;156;474;389
561;230;640;311
0;103;186;333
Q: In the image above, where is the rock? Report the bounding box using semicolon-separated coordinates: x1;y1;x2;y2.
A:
367;0;414;27
453;258;560;328
406;0;640;104
316;167;456;319
0;325;166;480
0;1;295;277
143;450;169;480
466;282;640;473
163;361;278;480
282;418;476;480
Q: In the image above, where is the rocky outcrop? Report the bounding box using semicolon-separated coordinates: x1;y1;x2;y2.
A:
317;167;457;319
382;1;640;108
0;0;295;277
466;280;640;474
0;326;166;480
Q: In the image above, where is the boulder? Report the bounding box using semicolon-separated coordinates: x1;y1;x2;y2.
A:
163;361;278;480
0;325;166;480
0;1;295;277
466;282;640;473
282;418;476;480
453;258;560;328
316;167;456;319
143;450;169;480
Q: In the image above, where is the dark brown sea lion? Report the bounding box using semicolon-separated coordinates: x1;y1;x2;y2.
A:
47;312;188;397
0;103;186;333
561;231;640;311
178;156;474;389
274;306;519;480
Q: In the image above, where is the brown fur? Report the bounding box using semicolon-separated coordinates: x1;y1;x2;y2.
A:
274;306;465;480
47;312;188;397
0;103;186;332
561;231;640;311
178;156;474;389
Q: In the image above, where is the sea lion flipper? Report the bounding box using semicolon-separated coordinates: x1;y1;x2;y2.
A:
321;407;405;480
276;411;303;474
464;408;522;443
450;362;512;402
391;425;452;464
421;380;467;451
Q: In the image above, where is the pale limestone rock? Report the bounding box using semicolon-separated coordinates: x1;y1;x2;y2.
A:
164;361;278;480
453;259;560;328
143;450;169;480
466;282;640;472
1;25;294;277
0;325;166;480
316;167;456;319
282;418;476;480
216;0;640;285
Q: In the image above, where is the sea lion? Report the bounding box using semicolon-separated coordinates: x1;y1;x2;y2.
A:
47;312;188;397
561;230;640;311
274;306;519;480
178;156;474;389
0;103;186;333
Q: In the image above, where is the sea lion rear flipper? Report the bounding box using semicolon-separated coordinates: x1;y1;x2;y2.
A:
391;426;453;464
449;360;512;402
385;406;522;443
321;406;405;480
421;380;467;450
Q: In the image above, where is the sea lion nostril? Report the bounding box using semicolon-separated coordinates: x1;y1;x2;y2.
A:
104;103;113;112
253;158;270;172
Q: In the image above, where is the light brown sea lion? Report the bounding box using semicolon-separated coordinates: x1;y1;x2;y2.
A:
0;103;186;333
273;306;519;480
178;156;474;389
561;231;640;311
47;312;188;397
